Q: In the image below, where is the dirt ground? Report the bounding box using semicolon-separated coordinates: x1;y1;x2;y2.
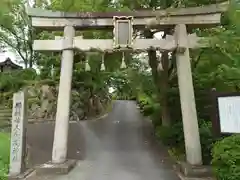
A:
26;122;85;169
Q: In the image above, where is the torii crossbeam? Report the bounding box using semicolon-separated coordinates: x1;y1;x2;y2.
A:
27;3;228;30
33;34;208;52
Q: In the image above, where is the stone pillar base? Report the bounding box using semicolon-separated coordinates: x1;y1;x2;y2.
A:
174;161;213;178
35;159;77;176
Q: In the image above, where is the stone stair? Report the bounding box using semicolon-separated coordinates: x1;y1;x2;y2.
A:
0;106;12;127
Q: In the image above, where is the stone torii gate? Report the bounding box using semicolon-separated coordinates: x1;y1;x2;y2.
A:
27;3;227;169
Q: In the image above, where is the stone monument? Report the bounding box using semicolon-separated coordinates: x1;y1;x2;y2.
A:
9;90;27;177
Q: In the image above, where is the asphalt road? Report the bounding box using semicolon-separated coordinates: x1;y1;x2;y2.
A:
43;100;180;180
26;120;84;168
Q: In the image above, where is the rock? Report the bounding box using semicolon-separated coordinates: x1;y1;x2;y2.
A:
41;85;55;100
1;83;109;123
27;88;37;97
29;103;39;113
26;85;56;120
94;96;104;115
70;111;79;121
76;108;84;120
28;108;42;120
40;99;49;113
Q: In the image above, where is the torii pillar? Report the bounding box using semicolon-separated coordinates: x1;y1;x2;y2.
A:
175;24;202;165
52;25;75;164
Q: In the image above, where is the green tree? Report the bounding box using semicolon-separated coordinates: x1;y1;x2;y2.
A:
0;0;33;68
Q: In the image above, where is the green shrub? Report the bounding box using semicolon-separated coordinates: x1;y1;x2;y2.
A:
129;96;136;100
199;121;216;165
0;69;38;92
37;79;56;86
155;120;216;165
0;73;24;92
0;133;10;180
212;135;240;180
16;68;38;80
137;93;150;109
136;92;159;117
155;122;185;151
150;104;161;128
141;104;154;116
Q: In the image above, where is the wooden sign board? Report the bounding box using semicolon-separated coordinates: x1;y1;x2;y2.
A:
218;96;240;133
113;16;133;48
9;90;27;176
211;91;240;136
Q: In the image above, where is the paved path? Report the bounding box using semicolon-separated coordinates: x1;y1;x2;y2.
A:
37;101;180;180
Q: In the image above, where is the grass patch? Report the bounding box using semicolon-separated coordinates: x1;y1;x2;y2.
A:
168;147;185;162
0;132;10;180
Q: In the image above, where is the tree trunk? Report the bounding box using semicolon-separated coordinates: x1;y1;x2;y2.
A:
29;54;33;68
159;51;171;126
145;30;171;127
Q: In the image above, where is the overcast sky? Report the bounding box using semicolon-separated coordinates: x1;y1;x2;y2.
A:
0;51;22;65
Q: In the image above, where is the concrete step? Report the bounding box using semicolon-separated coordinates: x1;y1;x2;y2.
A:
0;108;12;120
0;115;11;119
0;108;10;111
0;113;12;117
0;119;11;123
0;109;11;113
0;119;10;123
0;119;11;127
0;113;12;118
